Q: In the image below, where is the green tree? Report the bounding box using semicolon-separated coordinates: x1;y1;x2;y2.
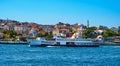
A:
3;34;10;40
2;30;17;40
37;31;46;37
9;30;17;38
118;26;120;36
83;27;94;38
103;29;116;37
45;32;53;39
69;28;73;32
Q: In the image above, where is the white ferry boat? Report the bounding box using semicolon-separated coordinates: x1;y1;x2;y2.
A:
28;33;99;47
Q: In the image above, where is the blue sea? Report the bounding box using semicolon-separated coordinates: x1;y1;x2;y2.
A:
0;44;120;66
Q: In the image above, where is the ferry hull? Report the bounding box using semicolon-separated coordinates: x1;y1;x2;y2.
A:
29;44;99;47
28;37;100;47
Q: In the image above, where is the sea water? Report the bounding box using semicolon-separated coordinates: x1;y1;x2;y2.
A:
0;44;120;66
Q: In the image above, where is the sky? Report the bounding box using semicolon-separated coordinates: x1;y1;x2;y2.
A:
0;0;120;27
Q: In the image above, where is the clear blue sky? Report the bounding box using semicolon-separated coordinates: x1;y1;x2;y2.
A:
0;0;120;27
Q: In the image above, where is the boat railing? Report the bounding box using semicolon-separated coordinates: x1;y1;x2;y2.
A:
56;38;92;41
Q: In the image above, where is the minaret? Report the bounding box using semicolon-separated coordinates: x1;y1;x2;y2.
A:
87;20;89;28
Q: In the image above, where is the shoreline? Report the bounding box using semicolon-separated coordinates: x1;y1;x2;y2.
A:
100;42;120;46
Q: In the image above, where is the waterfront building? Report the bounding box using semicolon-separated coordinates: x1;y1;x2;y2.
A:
3;25;9;30
72;24;86;35
14;25;23;35
53;24;69;37
41;25;54;33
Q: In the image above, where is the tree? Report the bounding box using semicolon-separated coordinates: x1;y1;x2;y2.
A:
3;34;10;40
2;30;17;40
118;26;120;36
37;31;46;37
103;29;116;37
45;32;53;39
69;28;73;33
83;28;95;38
9;30;17;38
